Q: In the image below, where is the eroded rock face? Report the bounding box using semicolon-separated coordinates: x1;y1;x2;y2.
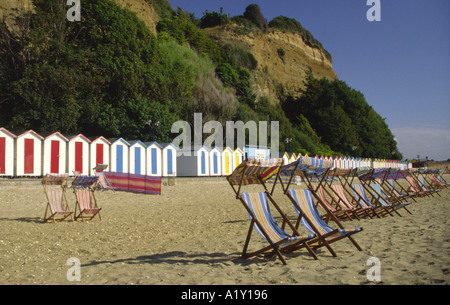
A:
203;24;337;102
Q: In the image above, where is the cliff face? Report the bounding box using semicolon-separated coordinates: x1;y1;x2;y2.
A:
203;24;337;101
1;0;337;102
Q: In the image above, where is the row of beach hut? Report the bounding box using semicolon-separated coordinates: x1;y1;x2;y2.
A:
0;127;408;178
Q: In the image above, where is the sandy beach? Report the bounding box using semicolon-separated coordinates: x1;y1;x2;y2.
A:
0;176;449;285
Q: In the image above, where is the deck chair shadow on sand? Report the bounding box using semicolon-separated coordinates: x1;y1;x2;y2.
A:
278;157;363;257
72;175;102;221
227;158;318;265
42;174;73;222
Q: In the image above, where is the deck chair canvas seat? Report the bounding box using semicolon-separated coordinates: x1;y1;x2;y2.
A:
42;174;72;222
240;192;318;264
287;189;363;257
330;184;374;219
72;175;102;221
351;184;394;217
42;174;73;222
406;176;430;197
227;158;319;265
370;183;412;215
315;185;355;221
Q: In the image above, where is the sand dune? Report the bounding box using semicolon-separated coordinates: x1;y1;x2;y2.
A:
0;177;449;285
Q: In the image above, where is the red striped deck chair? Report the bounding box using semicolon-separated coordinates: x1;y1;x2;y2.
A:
72;175;101;221
42;174;73;222
331;184;374;219
405;176;430;197
315;185;355;221
287;189;363;257
430;175;447;189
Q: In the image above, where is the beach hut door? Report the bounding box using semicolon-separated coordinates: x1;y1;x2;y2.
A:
201;151;206;175
151;148;157;175
24;138;34;174
213;152;218;174
50;140;60;174
75;142;83;173
167;149;173;175
224;152;229;174
135;147;141;175
96;143;103;169
116;145;123;173
0;137;5;174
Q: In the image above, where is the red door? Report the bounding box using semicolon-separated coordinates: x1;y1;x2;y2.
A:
96;143;103;168
24;138;34;174
50;140;59;173
75;142;83;173
0;137;5;174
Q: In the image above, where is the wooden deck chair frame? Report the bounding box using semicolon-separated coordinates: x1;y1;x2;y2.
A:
388;170;420;201
94;164;115;192
405;170;432;197
277;162;363;257
324;169;375;219
227;159;318;265
42;174;73;222
415;170;441;197
72;176;102;221
330;171;379;219
370;170;413;215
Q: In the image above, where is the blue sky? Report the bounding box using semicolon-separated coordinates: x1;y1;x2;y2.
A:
168;0;450;161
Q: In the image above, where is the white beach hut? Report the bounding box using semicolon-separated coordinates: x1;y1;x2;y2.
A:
42;132;68;175
0;127;17;176
221;147;234;176
15;130;44;176
145;141;163;177
162;143;177;177
128;140;147;175
176;145;209;177
89;136;111;174
109;138;130;174
209;147;222;176
67;134;91;176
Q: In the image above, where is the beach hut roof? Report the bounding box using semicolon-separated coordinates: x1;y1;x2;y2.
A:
40;131;69;141
143;141;163;148
12;129;44;140
0;127;17;138
108;137;131;146
87;135;111;144
67;133;91;143
128;139;147;147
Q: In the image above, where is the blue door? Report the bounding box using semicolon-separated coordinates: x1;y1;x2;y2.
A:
135;147;141;175
213;152;218;174
167;149;173;175
201;151;206;174
151;148;157;175
116;145;123;173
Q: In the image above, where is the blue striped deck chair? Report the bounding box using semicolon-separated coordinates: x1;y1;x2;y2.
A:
287;189;363;257
385;178;416;202
351;184;390;218
418;177;441;197
240;192;318;264
71;175;101;221
370;183;412;216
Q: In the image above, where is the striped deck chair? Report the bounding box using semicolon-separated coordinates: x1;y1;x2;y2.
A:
370;184;412;216
385;179;416;202
331;184;373;219
315;185;354;221
406;176;429;197
240;192;318;264
287;189;363;257
351;184;389;218
72;175;101;221
430;175;448;189
42;174;73;222
418;177;441;197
